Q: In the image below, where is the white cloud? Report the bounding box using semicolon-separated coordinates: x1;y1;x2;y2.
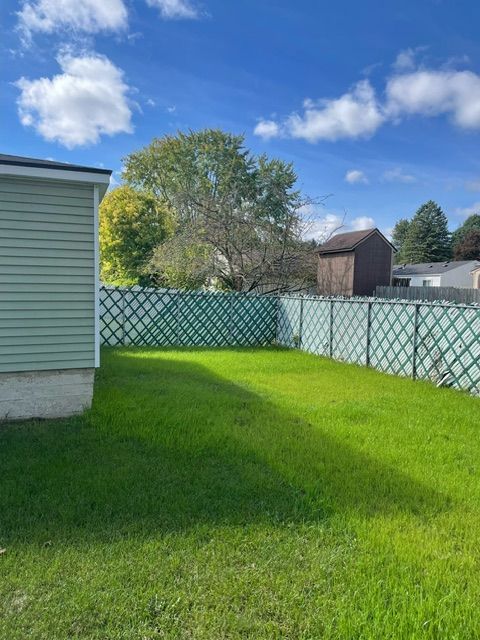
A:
455;202;480;218
350;216;375;231
254;119;280;140
393;48;417;72
382;167;417;183
17;0;128;43
254;51;480;143
302;210;375;241
15;52;133;148
303;213;345;241
345;169;368;184
386;69;480;129
392;46;428;72
146;0;199;19
286;81;384;142
465;179;480;192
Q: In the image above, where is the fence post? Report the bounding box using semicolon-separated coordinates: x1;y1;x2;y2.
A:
121;288;127;346
298;296;304;349
329;299;334;358
228;294;234;345
175;291;181;346
275;295;281;344
411;303;420;379
365;301;372;366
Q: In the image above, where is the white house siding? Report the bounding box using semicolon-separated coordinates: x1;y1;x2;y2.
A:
395;262;480;288
405;274;442;287
440;262;480;288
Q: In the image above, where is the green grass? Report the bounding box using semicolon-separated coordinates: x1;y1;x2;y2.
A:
1;347;480;639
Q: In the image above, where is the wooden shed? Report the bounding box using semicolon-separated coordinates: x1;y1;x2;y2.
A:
317;228;395;297
0;154;111;421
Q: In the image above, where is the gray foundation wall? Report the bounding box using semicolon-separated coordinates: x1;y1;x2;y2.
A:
0;368;94;422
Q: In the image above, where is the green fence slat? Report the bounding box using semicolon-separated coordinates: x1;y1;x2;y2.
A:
369;301;416;377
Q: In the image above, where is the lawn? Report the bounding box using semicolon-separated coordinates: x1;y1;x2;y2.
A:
1;347;480;639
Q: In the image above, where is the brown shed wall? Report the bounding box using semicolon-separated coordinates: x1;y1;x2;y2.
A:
317;252;355;296
352;233;392;295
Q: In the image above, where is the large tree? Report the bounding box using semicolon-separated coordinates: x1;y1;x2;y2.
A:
99;186;174;285
452;214;480;254
400;200;452;263
123;129;318;292
453;230;480;260
391;218;411;263
149;226;214;290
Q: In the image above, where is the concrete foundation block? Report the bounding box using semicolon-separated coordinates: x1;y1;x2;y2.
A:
0;368;95;422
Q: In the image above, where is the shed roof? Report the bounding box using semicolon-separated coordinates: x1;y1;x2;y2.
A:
393;261;479;276
318;228;395;254
0;153;111;176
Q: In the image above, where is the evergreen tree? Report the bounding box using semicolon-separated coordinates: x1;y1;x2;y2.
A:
391;218;411;263
401;200;452;263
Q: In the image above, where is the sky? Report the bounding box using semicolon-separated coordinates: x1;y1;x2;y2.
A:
2;0;480;239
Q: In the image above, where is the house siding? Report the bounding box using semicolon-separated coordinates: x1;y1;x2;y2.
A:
0;176;95;373
473;269;480;289
440;262;479;287
395;274;441;287
393;261;480;288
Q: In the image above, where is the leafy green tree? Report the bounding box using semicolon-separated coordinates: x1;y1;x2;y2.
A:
400;200;452;263
149;227;214;290
453;230;480;260
391;218;411;263
99;186;174;285
452;214;480;254
123;129;316;292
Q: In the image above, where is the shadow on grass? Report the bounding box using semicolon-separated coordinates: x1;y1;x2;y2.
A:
0;348;448;544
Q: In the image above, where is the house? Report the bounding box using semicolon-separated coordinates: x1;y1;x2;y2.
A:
317;228;395;296
472;265;480;289
0;153;111;421
392;261;480;288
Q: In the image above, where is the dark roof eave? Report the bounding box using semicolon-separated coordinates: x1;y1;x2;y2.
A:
318;247;356;255
0;153;112;176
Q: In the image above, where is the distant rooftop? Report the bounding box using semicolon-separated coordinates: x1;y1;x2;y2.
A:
0;153;111;176
393;261;479;276
318;228;395;253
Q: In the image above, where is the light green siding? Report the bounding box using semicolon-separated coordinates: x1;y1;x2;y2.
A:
0;177;95;373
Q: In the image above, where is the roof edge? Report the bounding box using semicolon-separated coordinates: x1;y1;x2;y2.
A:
318;228;397;254
0;154;111;176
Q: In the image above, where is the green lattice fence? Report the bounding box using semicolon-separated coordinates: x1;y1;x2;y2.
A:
276;296;480;395
100;287;480;395
100;286;277;347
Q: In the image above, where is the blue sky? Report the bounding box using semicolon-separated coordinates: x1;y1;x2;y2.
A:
2;0;480;238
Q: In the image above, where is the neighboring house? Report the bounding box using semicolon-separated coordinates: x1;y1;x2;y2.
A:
472;265;480;289
317;228;395;296
392;261;480;288
0;153;111;421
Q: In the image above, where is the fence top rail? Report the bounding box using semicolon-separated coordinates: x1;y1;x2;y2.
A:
100;285;480;312
277;294;480;311
100;285;276;300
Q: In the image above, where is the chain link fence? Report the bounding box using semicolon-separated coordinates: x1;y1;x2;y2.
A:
100;286;480;395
